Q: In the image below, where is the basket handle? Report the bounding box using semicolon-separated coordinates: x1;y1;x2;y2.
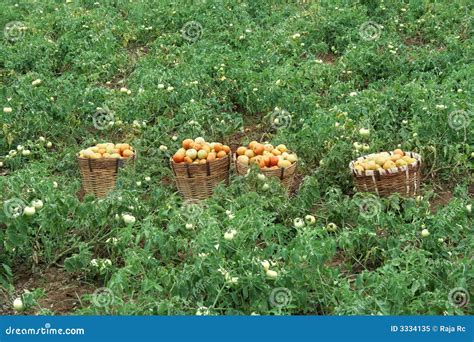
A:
280;167;285;180
206;161;211;176
88;159;93;172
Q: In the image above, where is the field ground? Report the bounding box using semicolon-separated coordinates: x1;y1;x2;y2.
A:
1;1;473;315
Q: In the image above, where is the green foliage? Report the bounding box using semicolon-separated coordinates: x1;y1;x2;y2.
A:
0;0;472;315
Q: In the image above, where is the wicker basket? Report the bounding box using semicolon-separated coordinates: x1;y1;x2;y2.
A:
77;156;134;198
234;156;297;190
349;151;422;197
171;155;231;201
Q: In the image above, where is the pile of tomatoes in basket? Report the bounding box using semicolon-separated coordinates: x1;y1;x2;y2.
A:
172;137;231;164
236;141;298;169
78;143;134;159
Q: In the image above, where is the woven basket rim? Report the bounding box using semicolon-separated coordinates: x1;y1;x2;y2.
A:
349;151;422;178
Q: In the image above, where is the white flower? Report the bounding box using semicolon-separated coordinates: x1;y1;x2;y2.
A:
46;141;52;148
266;269;278;279
120;87;128;93
238;35;245;40
262;183;270;191
334;122;340;128
261;260;270;271
198;252;208;258
90;259;98;267
245;28;252;33
292;33;301;39
38;136;46;142
31;199;43;210
185;223;194;229
214;244;220;250
349;91;358;97
275;79;281;85
3;107;12;113
159;145;168;152
257;173;266;181
22;149;31;156
466;204;472;214
144;176;151;182
421;229;430;237
32;79;42;86
53;181;58;188
158;84;165;89
252;88;258;92
166;86;174;92
437;238;444;243
225;210;232;215
13;298;24;311
305;215;316;225
17;145;24;151
0;162;3;167
229;277;239;284
122;214;136;225
293;218;305;228
435;104;447;109
9;150;17;157
172;135;178;141
136;181;142;186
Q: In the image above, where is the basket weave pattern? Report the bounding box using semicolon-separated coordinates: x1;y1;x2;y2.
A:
349;152;422;197
78;157;133;198
171;155;231;201
234;156;297;189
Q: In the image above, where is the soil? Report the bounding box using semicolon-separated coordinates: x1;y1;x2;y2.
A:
0;264;94;315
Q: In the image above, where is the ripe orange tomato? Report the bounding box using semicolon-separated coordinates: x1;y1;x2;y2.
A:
253;143;264;156
182;139;194;149
217;150;227;158
213;143;223;153
248;141;258;150
236;147;247;156
269;156;279;167
245;149;255;158
262;155;271;167
222;145;230;154
207;152;217;161
122;149;134;158
173;153;185;163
